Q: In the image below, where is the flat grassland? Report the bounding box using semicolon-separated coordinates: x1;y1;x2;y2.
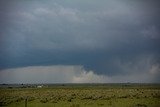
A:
0;84;160;107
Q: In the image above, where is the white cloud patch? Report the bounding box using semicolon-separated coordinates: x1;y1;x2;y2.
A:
0;65;158;84
31;3;82;23
73;70;109;83
149;64;160;75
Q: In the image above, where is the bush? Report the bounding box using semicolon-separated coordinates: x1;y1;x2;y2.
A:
40;98;48;103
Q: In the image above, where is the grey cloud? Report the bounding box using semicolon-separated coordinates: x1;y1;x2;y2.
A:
0;65;107;83
0;0;160;82
0;65;158;84
142;26;160;39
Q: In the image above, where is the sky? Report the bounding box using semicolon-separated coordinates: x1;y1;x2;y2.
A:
0;0;160;83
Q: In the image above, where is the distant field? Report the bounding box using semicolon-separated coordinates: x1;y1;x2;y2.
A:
0;84;160;107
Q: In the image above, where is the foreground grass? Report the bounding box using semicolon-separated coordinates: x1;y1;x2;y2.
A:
0;84;160;107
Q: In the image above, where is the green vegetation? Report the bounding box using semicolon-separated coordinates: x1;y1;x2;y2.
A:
0;84;160;107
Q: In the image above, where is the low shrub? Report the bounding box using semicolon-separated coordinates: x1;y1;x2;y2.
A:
40;98;48;103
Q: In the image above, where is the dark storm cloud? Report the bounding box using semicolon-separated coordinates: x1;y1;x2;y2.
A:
0;0;160;82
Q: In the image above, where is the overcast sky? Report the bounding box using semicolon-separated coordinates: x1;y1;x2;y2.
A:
0;0;160;83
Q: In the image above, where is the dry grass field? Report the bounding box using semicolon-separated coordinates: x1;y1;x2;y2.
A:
0;84;160;107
